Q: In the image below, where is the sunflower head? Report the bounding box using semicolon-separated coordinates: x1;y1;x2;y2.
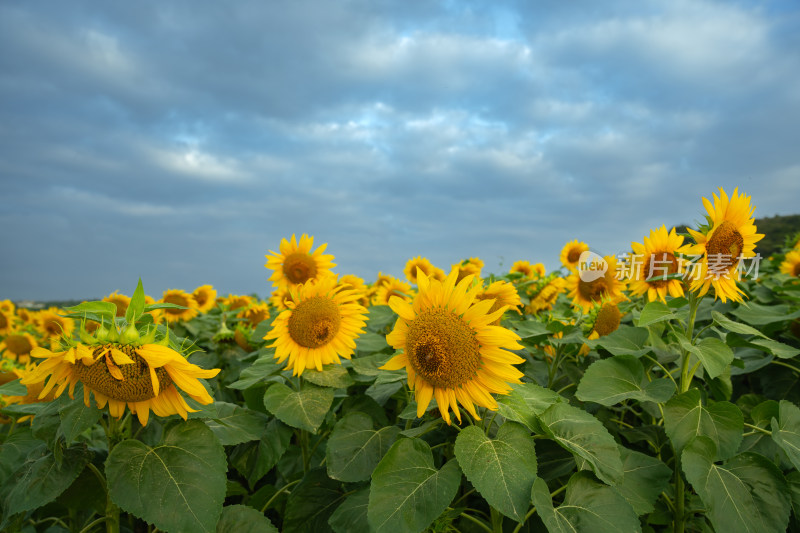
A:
0;332;39;364
565;255;627;313
224;294;254;311
192;285;218;313
265;234;336;288
452;258;484;283
381;268;524;425
0;309;13;335
238;302;271;327
372;277;414;306
103;291;131;318
527;276;567;314
560;240;590;271
780;249;800;278
404;256;446;285
476;280;522;324
36;308;75;339
268;287;292;311
628;226;686;303
0;300;15;315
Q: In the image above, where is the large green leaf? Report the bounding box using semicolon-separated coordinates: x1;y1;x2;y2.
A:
3;444;92;517
531;472;640;533
326;412;400;483
302;364;355;388
576;355;675;406
0;427;41;484
587;325;651;357
637;301;676;327
283;468;346;533
675;335;733;379
229;419;292;488
454;423;537;522
227;353;283;390
663;389;743;461
682;437;791;533
58;387;101;445
355;331;390;354
216;504;278;533
732;302;800;325
106;421;227;533
495;382;561;432
787;470;800;519
204;402;270;446
328;488;371;533
536;402;623;485
263;382;334;433
770;400;800;471
368;438;461;533
614;448;672;515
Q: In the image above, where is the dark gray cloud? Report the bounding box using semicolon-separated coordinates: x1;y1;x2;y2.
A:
1;0;798;300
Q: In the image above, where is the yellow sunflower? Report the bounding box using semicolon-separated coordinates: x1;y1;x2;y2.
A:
373;277;414;306
565;255;626;312
560;240;589;271
528;277;567;314
239;303;271;327
224;294;254;311
374;271;394;287
0;332;39;364
264;276;368;375
452;258;484;283
0;309;13;335
0;300;15;315
404;256;446;284
103;291;131;317
628;226;686;302
579;302;623;356
476;280;522;324
679;188;764;303
780;249;800;278
265;233;336;288
21;341;219;426
16;307;35;325
36;308;75;339
381;268;524;425
340;274;370;308
192;285;218;313
160;289;199;323
268;288;292;311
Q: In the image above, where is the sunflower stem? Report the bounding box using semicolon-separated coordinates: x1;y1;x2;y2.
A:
102;415;128;533
489;506;504;533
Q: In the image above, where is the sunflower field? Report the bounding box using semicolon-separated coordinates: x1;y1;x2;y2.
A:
1;187;800;533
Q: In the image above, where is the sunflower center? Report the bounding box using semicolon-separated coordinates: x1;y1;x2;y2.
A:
4;335;32;355
73;344;172;402
164;294;190;316
288;297;341;348
643;252;679;288
793;263;800;278
406;309;481;388
0;314;7;329
43;319;62;336
706;221;744;271
567;248;582;264
578;278;607;304
283;253;318;284
594;304;621;337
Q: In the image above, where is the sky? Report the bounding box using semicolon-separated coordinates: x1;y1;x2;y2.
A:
1;0;799;301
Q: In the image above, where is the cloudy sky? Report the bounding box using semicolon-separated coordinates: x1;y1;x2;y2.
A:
1;0;799;301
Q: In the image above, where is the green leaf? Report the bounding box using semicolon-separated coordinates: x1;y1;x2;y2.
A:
0;379;26;396
588;325;651;357
302;364;355;388
3;444;92;517
638;301;676;327
59;387;101;445
576;355;675;406
216;504;278;533
328;488;371;533
536;402;623;485
205;402;270;446
126;278;146;324
230;419;292;488
662;389;743;461
682;436;791;533
228;352;282;390
531;472;641;533
454;423;538;522
675;334;734;379
712;311;767;338
350;353;393;377
732;302;800;325
368;438;461;533
770;400;800;471
614;448;672;515
0;427;41;484
263;382;334;433
106;420;227;533
283;468;346;533
749;338;800;359
365;305;397;332
326;412;400;483
507;319;551;340
355;331;390;354
495;382;561;432
787;470;800;519
63;301;117;322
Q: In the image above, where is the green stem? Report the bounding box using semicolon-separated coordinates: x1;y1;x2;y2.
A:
489;506;504;533
459;512;493;533
511;507;537;533
743;422;771;435
102;415;127;533
260;479;301;513
771;360;800;373
79;517;107;533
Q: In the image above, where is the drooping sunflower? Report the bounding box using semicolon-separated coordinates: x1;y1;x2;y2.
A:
372;277;414;306
679;188;764;303
192;284;218;313
404;256;446;284
560;240;589;271
0;332;39;364
36;308;75;339
264;276;368;375
160;289;199;323
565;255;626;312
103;291;131;317
21;341;219;426
476;280;522;324
381;269;524;425
628;226;686;302
452;258;484;283
780;249;800;278
265;234;336;288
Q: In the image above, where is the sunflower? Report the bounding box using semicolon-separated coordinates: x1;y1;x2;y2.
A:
339;274;370;307
16;307;35;325
780;249;800;278
679;188;764;303
192;285;218;313
404;256;446;284
265;234;336;288
0;310;13;335
528;277;567;314
374;272;394;287
381;268;524;425
628;226;686;302
560;240;589;271
373;277;414;306
476;280;522;324
0;300;15;315
268;288;292;311
160;289;199;323
103;292;131;317
0;332;39;364
579;302;623;356
36;308;75;339
565;255;626;313
224;294;254;311
239;303;271;327
452;258;484;283
21;341;219;426
264;276;368;375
